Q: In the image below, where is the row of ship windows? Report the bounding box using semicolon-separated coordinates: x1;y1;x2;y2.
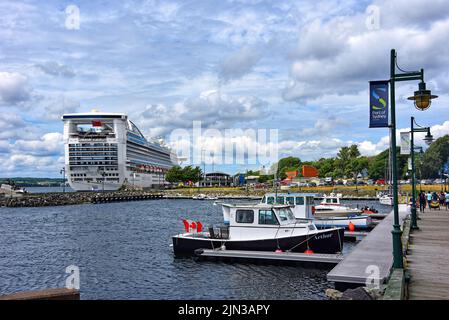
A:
69;157;118;160
69;143;117;147
69;166;118;171
69;149;117;153
69;161;118;165
72;178;120;182
71;173;119;177
127;152;172;167
126;145;170;162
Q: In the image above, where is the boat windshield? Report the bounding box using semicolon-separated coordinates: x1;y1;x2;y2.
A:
277;207;296;222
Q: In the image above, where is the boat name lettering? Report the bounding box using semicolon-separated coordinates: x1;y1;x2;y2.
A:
314;233;333;240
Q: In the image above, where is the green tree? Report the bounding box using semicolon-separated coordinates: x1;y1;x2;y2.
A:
165;165;203;183
420;135;449;178
276;157;301;180
165;165;183;183
335;145;360;177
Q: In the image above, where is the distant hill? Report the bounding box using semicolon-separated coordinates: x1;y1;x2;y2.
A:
0;177;64;187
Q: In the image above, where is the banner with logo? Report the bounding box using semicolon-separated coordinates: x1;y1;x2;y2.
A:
400;132;411;155
369;80;389;128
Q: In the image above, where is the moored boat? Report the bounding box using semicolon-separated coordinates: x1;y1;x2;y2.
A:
259;193;372;230
314;193;362;217
172;203;344;256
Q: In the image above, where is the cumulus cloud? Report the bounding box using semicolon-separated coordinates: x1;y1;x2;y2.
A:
0;72;31;105
135;90;270;137
219;46;263;83
14;132;63;156
283;0;449;102
42;96;80;120
301;115;350;137
35;61;76;78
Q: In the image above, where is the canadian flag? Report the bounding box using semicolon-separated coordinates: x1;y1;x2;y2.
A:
182;219;203;233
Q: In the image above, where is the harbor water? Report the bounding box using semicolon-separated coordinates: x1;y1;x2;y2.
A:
0;196;391;299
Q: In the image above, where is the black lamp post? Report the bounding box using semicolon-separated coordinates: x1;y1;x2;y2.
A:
410;117;433;230
388;49;437;269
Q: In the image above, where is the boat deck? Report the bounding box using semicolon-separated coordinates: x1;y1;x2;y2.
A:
407;208;449;299
327;205;409;288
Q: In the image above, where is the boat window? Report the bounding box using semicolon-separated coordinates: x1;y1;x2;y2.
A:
278;208;295;221
286;208;295;220
261;196;266;203
286;197;295;205
295;197;304;205
236;210;254;224
332;198;338;204
307;197;315;205
276;197;285;204
259;210;279;225
267;196;274;204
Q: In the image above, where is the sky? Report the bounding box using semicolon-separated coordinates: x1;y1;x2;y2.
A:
1;0;449;177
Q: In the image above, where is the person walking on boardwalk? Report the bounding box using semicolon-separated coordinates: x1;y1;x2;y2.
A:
419;191;426;212
440;192;446;209
445;191;449;210
427;191;432;208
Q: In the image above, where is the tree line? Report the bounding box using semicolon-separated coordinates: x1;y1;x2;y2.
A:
275;134;449;181
164;134;449;184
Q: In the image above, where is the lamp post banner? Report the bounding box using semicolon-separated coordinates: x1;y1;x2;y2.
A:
400;132;411;155
369;80;389;128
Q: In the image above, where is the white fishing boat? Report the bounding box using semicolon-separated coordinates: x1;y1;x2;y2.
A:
314;193;362;217
192;194;206;200
172;203;344;256
260;193;372;230
379;194;394;206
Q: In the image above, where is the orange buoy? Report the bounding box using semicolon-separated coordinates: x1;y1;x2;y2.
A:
304;249;314;254
348;221;355;232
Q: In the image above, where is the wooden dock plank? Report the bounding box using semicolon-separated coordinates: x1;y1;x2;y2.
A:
327;205;409;286
407;209;449;300
197;249;344;264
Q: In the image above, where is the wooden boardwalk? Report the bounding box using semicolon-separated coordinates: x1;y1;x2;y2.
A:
407;208;449;300
327;205;409;287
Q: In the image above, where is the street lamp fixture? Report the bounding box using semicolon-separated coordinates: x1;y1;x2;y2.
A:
407;81;438;111
423;128;434;145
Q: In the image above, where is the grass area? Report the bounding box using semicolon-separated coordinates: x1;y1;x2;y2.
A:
165;184;449;197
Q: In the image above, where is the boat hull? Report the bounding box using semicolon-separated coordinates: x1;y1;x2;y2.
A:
313;216;372;230
314;210;361;217
172;228;344;256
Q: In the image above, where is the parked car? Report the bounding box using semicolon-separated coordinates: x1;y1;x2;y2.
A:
336;180;344;185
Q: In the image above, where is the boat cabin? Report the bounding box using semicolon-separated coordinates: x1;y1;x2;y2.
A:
320;193;343;206
260;193;317;219
219;203;316;241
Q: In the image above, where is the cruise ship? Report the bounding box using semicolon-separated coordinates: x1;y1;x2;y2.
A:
62;112;177;191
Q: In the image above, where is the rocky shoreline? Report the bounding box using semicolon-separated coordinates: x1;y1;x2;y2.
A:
0;191;163;208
